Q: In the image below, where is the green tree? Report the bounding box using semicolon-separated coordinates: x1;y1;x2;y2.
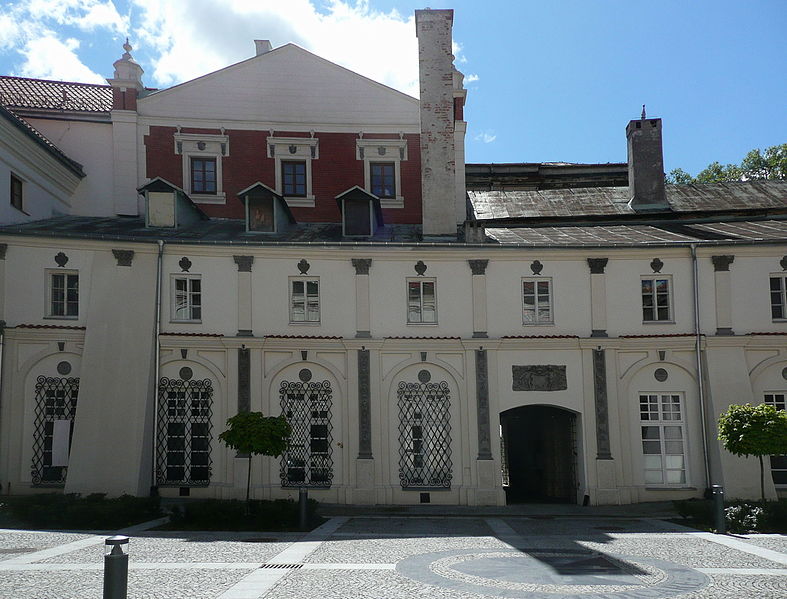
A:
219;412;291;503
666;143;786;184
717;403;787;502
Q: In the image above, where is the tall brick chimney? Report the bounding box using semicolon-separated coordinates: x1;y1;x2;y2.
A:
626;115;668;211
416;8;458;238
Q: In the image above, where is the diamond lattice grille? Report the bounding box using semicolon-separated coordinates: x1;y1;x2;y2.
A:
397;380;452;489
31;376;79;486
156;377;213;486
280;380;333;488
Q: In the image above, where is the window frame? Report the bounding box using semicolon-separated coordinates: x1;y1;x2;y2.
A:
357;138;408;209
289;277;320;324
407;278;437;324
190;156;217;196
268;137;318;207
46;270;79;320
641;275;673;323
522;277;553;325
171;275;202;323
10;173;24;213
174;132;228;204
763;392;787;487
639;392;689;487
369;162;396;199
281;160;307;198
769;274;787;321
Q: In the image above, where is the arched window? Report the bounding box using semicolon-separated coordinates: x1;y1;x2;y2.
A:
31;376;79;486
397;378;452;489
280;379;333;488
156;377;213;486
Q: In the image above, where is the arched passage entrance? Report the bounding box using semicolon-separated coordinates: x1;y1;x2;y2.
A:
500;405;578;504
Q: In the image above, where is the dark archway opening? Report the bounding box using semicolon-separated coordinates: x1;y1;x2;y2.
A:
500;405;578;504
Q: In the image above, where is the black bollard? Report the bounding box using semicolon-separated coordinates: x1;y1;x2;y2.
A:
103;535;129;599
711;485;726;534
299;488;308;531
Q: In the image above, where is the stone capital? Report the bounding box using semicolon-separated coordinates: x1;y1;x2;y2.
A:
468;259;488;275
587;257;608;274
112;249;134;266
352;258;372;275
233;255;254;272
711;255;734;272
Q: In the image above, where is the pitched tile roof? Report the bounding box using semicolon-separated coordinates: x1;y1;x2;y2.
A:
0;75;112;113
469;181;787;221
0;105;85;177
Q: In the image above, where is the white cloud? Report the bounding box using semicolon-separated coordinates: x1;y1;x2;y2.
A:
474;131;497;144
18;35;105;83
464;73;479;84
130;0;422;95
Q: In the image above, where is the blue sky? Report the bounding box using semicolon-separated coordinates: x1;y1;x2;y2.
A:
0;0;784;175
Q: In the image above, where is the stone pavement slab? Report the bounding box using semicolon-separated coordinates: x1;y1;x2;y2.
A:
0;514;785;598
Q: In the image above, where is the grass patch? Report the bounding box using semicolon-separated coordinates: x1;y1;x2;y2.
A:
0;493;161;530
158;498;322;531
674;498;787;533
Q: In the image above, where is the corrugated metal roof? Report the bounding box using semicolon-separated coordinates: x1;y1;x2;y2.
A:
0;75;113;112
469;181;787;220
0;106;85;177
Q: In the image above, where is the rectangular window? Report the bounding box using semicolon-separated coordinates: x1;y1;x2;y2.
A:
49;272;79;318
770;276;787;320
408;279;437;324
764;392;787;485
191;157;217;194
641;277;672;322
522;278;552;324
31;376;79;486
370;162;396;198
764;392;786;411
639;393;686;485
282;161;307;197
172;277;202;321
10;173;23;212
290;278;320;323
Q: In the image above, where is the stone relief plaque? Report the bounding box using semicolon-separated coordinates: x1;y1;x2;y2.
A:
512;365;567;391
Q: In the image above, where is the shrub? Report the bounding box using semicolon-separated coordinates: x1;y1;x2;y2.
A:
724;503;765;533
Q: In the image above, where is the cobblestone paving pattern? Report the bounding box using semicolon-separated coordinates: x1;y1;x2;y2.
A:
0;516;785;598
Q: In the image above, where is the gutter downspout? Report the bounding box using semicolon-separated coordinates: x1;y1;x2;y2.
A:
691;243;711;490
151;240;164;494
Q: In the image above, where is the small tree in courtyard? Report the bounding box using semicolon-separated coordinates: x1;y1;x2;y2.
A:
219;412;291;503
718;403;787;502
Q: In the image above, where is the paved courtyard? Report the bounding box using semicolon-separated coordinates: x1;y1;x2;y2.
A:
1;514;786;598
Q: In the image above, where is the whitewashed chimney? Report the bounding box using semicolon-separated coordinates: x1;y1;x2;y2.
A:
254;40;273;56
416;9;458;238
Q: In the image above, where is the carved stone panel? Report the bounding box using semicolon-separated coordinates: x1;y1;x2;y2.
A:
475;349;492;460
593;349;612;460
512;365;567;391
238;347;250;413
357;349;372;459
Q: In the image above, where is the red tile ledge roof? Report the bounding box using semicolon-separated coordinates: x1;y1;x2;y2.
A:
0;75;113;112
160;332;224;337
386;336;462;340
502;335;580;339
748;331;787;335
619;333;696;338
265;334;343;340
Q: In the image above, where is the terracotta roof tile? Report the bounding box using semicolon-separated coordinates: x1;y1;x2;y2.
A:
0;75;112;112
15;323;85;330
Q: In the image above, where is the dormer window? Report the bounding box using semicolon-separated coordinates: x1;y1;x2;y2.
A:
238;182;296;234
336;186;384;238
138;177;206;229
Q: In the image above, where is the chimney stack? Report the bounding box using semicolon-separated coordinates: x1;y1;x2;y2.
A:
626;116;668;211
254;40;272;56
107;38;144;111
416;8;458;238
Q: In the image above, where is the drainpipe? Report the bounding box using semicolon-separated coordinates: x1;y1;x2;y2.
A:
690;243;711;490
151;240;164;493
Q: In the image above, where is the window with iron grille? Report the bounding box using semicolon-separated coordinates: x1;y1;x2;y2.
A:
639;393;686;485
48;271;79;318
172;276;201;321
397;380;452;488
770;276;787;320
764;392;787;486
10;173;23;212
407;279;436;324
522;278;552;324
156;377;213;486
290;278;319;323
31;376;79;486
641;277;672;322
191;157;217;194
282;161;306;197
370;162;395;198
280;380;333;487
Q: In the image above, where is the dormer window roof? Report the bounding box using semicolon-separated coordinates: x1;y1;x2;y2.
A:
137;177;206;229
335;186;384;238
237;182;296;233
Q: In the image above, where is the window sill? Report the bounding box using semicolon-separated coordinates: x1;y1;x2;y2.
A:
642;320;675;325
43;315;79;321
284;195;315;208
289;321;321;326
170;320;202;324
644;486;696;491
522;322;555;327
380;196;404;209
406;322;439;326
190;193;226;205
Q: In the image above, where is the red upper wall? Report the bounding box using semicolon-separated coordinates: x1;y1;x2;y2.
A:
144;126;422;223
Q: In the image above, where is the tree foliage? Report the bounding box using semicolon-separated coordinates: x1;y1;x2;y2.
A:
666;143;786;184
718;403;787;501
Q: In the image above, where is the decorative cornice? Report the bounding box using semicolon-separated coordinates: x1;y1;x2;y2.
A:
711;255;734;272
352;258;372;275
112;249;134;267
467;259;488;275
233;255;254;272
587;258;608;274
